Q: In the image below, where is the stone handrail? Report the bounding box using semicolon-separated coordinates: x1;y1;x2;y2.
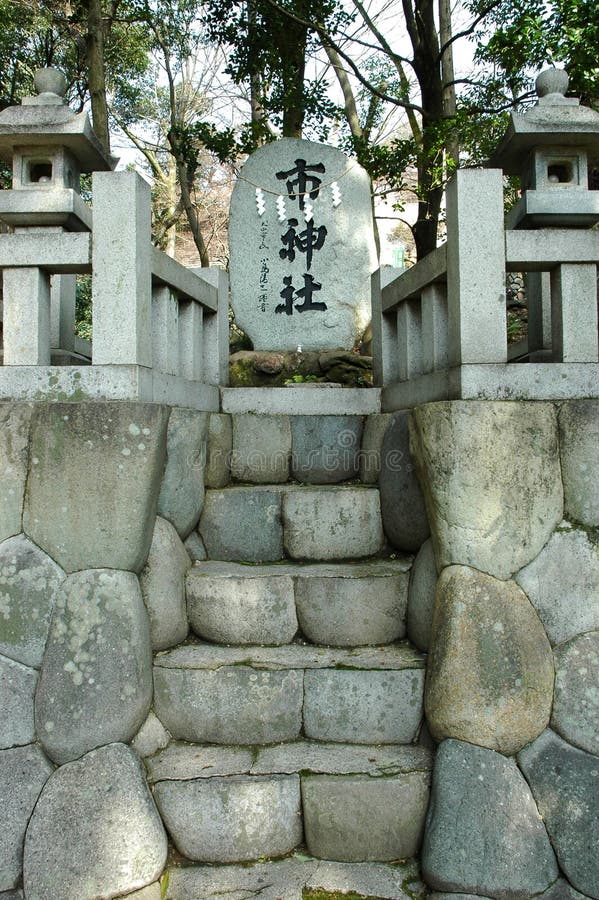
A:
372;168;599;409
0;170;228;409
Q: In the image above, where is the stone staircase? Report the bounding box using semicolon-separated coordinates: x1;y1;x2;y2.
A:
152;408;433;899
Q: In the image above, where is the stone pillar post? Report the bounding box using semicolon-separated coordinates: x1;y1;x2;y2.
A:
446;169;507;366
92;171;152;367
2;267;52;365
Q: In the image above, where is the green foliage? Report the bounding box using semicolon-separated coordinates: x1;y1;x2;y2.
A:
75;275;92;342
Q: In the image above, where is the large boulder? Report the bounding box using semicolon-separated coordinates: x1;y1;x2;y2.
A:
379;411;430;552
23;743;167;900
410;401;563;579
422;739;558;898
157;408;208;539
518;729;599;899
559;400;599;528
23;403;169;573
35;569;153;764
0;534;64;668
139;516;191;651
0;745;53;891
425;565;554;755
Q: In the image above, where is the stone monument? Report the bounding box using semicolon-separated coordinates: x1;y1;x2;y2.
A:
229;138;378;351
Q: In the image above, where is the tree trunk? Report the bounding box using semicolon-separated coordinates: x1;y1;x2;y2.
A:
85;0;111;153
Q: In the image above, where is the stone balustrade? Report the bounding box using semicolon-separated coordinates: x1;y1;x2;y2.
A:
373;168;599;410
0;171;228;410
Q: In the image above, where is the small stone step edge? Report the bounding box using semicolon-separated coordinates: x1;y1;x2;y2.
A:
146;740;433;784
154;640;424;671
188;558;413;578
164;853;424;900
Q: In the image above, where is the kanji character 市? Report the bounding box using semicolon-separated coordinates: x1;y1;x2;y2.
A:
275;159;326;210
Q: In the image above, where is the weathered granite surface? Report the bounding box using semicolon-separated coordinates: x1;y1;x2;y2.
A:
229;137;377;351
360;413;392;483
205;412;231;488
35;569;153;764
551;631;599;756
422;739;558;898
23;402;169;572
199;487;284;561
140;516;190;651
559;400;599;528
0;534;64;668
231;413;291;483
0;404;33;544
410;401;563;579
157;408;208;539
515;524;599;645
380;411;430;552
303;772;430;862
187;565;297;645
425;565;554;754
0;745;53;891
23;743;167;900
407;538;438;652
518;729;599;899
283;486;384;559
131;711;171;759
0;654;37;748
291;415;363;483
154;774;302;862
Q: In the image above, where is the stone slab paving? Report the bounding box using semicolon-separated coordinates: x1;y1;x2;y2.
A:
164;856;425;900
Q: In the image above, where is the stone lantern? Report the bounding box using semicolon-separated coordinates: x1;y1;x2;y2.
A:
0;67;115;363
489;67;599;228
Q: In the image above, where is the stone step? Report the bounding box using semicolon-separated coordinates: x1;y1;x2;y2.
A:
148;741;432;866
197;484;385;562
186;558;412;647
153;642;425;746
164;855;425;900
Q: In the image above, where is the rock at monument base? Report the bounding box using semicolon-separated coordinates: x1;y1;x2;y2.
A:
518;729;599;899
35;569;153;764
515;525;599;646
559;400;599;528
0;404;33;544
302;773;430;862
425;565;554;755
154;774;302;862
157;408;208;539
0;744;53;891
23;402;169;573
229;137;377;351
410;401;563;579
551;631;599;756
379;411;430;552
23;743;167;900
140;516;191;651
0;534;65;669
0;654;37;749
422;739;558;899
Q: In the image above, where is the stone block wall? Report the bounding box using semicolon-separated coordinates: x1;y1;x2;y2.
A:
408;400;599;900
1;396;597;899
